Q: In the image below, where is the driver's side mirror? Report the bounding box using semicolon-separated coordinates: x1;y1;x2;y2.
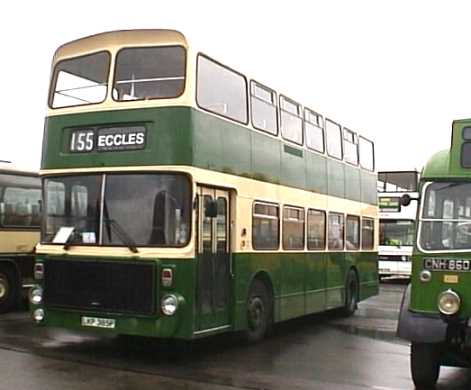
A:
204;200;218;218
400;194;419;206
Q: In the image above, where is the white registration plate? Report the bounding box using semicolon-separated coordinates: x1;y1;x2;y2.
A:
81;316;116;329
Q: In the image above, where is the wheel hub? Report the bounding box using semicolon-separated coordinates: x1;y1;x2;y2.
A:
0;276;8;299
248;297;264;330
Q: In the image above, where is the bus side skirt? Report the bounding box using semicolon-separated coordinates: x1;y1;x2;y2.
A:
397;284;447;343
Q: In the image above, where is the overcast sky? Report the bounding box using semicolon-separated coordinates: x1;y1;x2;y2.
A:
2;0;470;172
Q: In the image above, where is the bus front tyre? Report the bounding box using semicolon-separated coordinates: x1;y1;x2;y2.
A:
341;270;359;317
244;280;271;343
0;266;18;313
411;342;440;389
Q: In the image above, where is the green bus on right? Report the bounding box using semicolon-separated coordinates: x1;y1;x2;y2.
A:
398;118;471;388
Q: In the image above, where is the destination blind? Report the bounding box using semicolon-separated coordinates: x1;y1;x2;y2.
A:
69;126;146;152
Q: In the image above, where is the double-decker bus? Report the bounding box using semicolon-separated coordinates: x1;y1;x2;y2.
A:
0;165;41;312
377;171;418;278
398;120;471;388
30;30;378;342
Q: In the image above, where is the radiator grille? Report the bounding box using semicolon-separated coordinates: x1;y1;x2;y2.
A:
44;259;155;315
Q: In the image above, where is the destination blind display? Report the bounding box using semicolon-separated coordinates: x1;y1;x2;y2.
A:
424;258;471;271
69;126;146;152
379;197;401;212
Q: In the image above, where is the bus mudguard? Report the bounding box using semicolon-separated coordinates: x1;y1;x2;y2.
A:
397;284;447;343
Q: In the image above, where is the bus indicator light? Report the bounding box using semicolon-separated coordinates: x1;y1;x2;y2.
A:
34;263;44;280
161;268;173;288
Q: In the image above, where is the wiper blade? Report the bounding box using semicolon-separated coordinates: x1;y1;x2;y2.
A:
104;218;139;253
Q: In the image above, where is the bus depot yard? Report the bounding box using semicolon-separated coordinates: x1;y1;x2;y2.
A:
0;282;467;389
2;27;471;390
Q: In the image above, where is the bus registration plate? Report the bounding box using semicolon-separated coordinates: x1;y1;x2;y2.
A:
81;316;116;329
424;258;471;272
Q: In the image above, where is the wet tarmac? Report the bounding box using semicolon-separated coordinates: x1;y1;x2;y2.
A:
0;281;470;389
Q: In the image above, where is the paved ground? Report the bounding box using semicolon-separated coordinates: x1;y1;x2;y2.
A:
0;281;469;389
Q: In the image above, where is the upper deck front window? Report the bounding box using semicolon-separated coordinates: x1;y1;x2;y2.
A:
49;51;110;108
113;46;186;101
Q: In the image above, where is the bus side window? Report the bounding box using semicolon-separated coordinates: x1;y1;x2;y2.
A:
252;202;279;250
250;81;278;135
346;215;360;250
280;96;303;145
328;213;345;250
325;119;343;160
343;129;359;166
307;209;326;250
282;206;305;250
304;109;325;154
359;136;375;171
361;217;375;250
196;55;248;124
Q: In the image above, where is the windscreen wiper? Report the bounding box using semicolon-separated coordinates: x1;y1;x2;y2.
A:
104;218;139;253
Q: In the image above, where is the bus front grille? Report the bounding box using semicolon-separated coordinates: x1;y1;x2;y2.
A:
44;259;156;315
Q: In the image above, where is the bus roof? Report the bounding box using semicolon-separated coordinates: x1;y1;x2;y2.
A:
421;117;471;181
53;29;188;64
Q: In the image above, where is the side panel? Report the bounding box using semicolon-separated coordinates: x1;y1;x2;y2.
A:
42;107;377;205
231;251;376;331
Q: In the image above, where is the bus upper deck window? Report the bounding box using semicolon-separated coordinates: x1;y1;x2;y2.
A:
113;46;186;101
49;51;110;109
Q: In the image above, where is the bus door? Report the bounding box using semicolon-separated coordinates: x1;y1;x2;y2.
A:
195;187;231;332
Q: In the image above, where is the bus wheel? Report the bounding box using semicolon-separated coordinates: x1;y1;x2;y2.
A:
0;266;18;313
411;343;440;389
244;279;271;343
341;270;358;317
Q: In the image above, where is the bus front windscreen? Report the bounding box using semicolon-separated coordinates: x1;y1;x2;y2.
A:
43;173;191;248
380;220;415;247
419;182;471;251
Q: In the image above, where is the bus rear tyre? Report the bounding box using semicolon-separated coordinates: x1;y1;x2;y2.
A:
410;342;440;389
244;280;271;343
341;270;358;317
0;266;18;314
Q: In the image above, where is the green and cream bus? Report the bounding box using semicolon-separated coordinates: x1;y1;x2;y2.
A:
0;165;41;312
398;120;471;388
30;29;378;342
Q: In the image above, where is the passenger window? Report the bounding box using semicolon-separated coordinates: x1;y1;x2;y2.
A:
2;187;41;228
283;206;305;250
280;96;303;145
304;109;324;153
343;128;359;165
328;213;344;250
346;215;360;250
362;217;375;250
359;137;375;171
250;81;278;135
197;55;248;124
307;209;326;250
253;203;279;250
325;119;343;159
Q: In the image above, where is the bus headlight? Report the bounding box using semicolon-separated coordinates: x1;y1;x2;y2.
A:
161;294;178;316
438;289;460;316
419;270;432;283
33;308;45;322
29;287;43;305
